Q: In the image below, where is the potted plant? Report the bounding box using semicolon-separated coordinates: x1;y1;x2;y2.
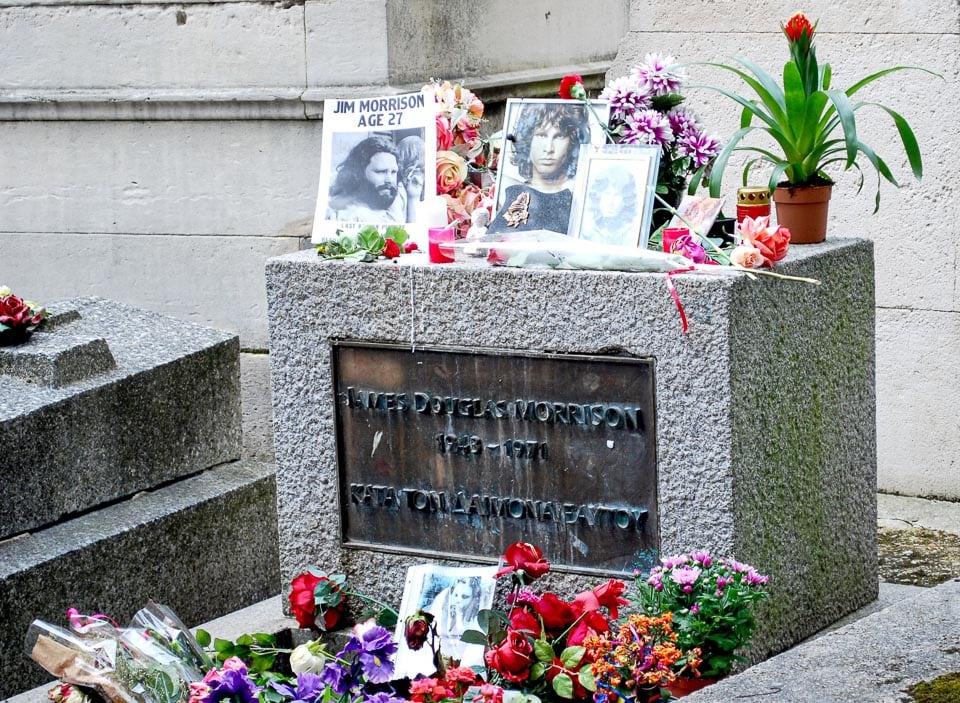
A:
633;551;769;688
702;12;936;243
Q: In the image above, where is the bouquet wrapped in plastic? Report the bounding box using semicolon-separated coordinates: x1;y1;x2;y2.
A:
25;603;212;703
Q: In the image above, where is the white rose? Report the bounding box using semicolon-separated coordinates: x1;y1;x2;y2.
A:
289;641;327;674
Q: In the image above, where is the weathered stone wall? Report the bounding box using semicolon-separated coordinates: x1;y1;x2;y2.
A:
0;0;629;461
611;0;959;499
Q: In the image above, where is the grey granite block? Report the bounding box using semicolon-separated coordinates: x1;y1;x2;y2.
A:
0;297;242;540
265;239;877;664
0;460;280;700
0;331;116;387
683;577;960;702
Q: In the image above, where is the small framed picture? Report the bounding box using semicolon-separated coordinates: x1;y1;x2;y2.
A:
487;99;610;235
567;144;661;248
392;564;498;679
666;195;726;237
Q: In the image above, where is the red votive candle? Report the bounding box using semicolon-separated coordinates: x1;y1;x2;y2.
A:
428;227;455;263
662;227;690;254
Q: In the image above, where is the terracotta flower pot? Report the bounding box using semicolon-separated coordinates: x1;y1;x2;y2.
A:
667;676;719;697
772;183;833;244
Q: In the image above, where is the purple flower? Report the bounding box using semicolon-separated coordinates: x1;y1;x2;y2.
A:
667;108;699;140
690;603;700;614
634;53;686;95
678;129;721;168
690;550;713;568
365;694;407;703
669;566;702;591
743;568;770;586
271;673;325;703
672;234;707;263
660;554;689;570
622;109;673;146
600;75;652;122
727;559;750;574
206;669;260;703
319;661;348;695
343;622;397;684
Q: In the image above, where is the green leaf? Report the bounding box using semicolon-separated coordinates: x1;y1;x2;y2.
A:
869;103;923;180
195;629;211;648
782;60;804;142
530;661;546;680
824;89;858;168
552;672;574;699
236;634;254;647
357;226;384;253
534;638;555;663
477;608;507;633
384;225;408;246
560;646;585;669
213;638;233;653
460;629;489;646
578;665;596;692
376;608;398;629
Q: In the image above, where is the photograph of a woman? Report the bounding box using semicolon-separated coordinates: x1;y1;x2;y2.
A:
569;145;660;248
488;99;608;234
392;565;497;679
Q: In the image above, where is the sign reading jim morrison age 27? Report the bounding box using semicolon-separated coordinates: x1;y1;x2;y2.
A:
332;342;659;575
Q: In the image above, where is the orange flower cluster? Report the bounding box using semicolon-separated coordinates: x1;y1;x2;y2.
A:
585;614;701;702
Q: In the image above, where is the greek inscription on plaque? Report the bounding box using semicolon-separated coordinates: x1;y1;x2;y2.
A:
332;342;659;574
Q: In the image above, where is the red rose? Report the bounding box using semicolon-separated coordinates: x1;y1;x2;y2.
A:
495;542;550;581
383;238;401;259
567;610;610;647
405;610;433;651
289;572;343;630
593;579;629;619
558;73;586;100
484;628;533;683
0;295;41;328
508;607;542;638
783;12;814;44
533;593;576;632
404;241;419;253
289;572;321;628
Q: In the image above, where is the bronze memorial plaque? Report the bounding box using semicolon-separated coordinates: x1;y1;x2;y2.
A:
332;342;659;575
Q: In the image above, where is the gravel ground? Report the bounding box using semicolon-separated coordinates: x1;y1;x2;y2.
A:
878;526;960;587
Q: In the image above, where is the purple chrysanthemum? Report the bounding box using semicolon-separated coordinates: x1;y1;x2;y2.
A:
690;550;713;567
743;567;770;586
600;75;652;123
343;622;398;684
667;108;699;141
660;554;690;570
634;53;686;96
678;129;721;168
621;109;673;146
670;566;702;588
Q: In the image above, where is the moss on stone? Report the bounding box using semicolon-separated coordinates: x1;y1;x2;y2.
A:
909;672;960;703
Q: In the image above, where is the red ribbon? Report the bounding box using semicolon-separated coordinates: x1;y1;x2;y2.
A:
665;266;696;333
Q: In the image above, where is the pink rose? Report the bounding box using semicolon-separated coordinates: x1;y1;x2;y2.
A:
731;244;764;269
436;150;468;195
436;114;454;151
738;215;790;266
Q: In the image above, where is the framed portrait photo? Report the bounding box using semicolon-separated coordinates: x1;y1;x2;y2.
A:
567;144;661;249
487;98;610;236
392;564;498;679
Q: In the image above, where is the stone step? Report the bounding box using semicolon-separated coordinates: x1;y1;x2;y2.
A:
0;460;279;700
685;577;960;702
0;297;242;541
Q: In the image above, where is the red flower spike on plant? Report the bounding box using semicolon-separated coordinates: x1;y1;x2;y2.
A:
782;11;814;45
495;541;551;581
558;73;586;101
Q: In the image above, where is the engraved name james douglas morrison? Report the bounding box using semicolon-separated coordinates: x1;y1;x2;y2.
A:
339;386;652;532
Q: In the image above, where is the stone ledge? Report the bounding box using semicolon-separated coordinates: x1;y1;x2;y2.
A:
0;460;280;699
0;61;612;121
685;577;960;701
0;332;116;387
